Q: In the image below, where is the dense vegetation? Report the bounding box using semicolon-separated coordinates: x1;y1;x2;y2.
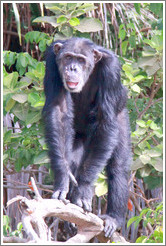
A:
3;3;163;243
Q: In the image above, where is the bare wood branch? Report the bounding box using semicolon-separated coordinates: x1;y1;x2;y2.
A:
5;194;128;243
30;177;42;200
3;236;28;243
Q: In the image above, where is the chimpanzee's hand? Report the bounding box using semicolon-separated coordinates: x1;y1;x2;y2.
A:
70;183;93;212
52;175;70;204
99;214;121;238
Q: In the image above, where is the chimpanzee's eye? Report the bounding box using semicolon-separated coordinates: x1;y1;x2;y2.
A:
78;57;85;63
65;55;72;60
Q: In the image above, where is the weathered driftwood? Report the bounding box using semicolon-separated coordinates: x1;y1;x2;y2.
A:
4;177;128;244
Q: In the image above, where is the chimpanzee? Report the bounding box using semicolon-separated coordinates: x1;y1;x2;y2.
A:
42;37;131;237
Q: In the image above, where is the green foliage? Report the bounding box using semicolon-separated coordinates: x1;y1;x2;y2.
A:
3;215;23;238
134;3;141;14
127;203;163;243
33;3;103;39
138;35;163;76
25;31;52;52
149;3;163;18
3;50;46;172
121;28;163;190
95;173;108;197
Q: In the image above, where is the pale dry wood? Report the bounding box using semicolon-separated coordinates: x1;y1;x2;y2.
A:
4;177;128;244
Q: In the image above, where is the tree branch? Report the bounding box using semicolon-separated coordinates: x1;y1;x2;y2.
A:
4;177;128;244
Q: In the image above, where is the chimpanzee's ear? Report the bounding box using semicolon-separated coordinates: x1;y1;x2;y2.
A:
93;49;102;63
54;43;63;55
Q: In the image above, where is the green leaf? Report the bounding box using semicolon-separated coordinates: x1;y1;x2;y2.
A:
133;75;145;83
134;3;141;14
136;236;147;243
151;158;163;172
45;4;64;12
127;216;139;228
36;62;45;75
143;219;149;228
136;120;146;127
146;60;162;76
131;84;141;93
138;141;147;150
151;35;163;51
139;165;152;177
12;93;28;103
28;92;43;108
33;151;50;164
95;181;108;197
154;129;163;138
8;52;16;66
28;92;40;103
140;208;150;217
150;121;159;130
25;111;41;125
147;149;162;158
75;17;103;33
127;23;135;30
5;98;16;112
4;130;12;143
15;159;22;172
33;16;59;28
129;35;136;48
122;64;132;72
138;56;156;67
3;72;18;89
57;16;67;24
144;175;163;189
121;41;128;56
12;103;28;122
119;29;126;41
25;72;38;82
39;39;47;52
150;3;163;18
134;218;142;229
17;222;23;231
131;158;144;171
135;127;146;135
71;10;84;17
144;36;163;51
156;203;163;212
79;3;97;12
20;54;28;67
69;17;80;26
139;155;151;164
61;26;73;37
3;154;8;161
146;210;153;219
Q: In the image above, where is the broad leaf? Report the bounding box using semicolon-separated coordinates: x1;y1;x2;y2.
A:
75;17;103;33
33;16;59;28
33;151;50;164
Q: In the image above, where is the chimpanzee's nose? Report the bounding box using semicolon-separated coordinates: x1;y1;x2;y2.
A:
70;64;77;72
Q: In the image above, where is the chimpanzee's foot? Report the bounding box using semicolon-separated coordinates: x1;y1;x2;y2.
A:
99;214;121;238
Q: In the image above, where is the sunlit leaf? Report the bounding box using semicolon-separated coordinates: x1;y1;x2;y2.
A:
75;17;103;33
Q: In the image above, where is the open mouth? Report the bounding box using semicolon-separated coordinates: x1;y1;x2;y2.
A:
66;81;79;89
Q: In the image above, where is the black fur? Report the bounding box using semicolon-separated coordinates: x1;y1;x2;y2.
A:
43;38;131;237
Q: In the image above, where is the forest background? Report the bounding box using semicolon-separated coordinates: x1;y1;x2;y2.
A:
3;2;164;244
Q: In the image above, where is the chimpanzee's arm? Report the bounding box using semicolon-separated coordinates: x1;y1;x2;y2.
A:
43;94;74;200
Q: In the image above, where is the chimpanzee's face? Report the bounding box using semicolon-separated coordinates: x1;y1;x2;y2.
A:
54;39;102;93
